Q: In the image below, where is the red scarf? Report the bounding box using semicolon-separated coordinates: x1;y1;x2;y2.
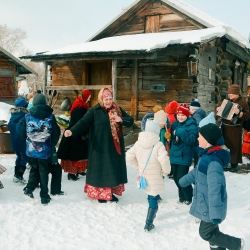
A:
69;90;91;115
105;103;122;155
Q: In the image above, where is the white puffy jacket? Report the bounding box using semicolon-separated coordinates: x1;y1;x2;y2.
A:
126;131;170;196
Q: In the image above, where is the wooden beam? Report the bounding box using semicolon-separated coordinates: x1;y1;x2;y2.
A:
112;59;117;103
43;62;48;95
46;85;112;91
131;59;138;120
226;41;250;62
25;52;158;62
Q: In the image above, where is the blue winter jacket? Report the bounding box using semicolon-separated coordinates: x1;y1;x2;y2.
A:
179;146;230;224
170;118;198;166
8;107;29;152
192;108;206;125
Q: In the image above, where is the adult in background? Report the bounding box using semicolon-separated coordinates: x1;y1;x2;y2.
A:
64;88;134;203
8;97;29;184
57;90;91;181
217;84;249;172
242;99;250;161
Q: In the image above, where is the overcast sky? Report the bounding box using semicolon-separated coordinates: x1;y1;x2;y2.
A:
0;0;249;55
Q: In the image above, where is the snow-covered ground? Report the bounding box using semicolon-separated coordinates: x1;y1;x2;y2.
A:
0;154;249;250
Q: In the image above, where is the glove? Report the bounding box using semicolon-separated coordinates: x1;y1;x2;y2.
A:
212;219;221;224
164;131;171;140
174;135;179;145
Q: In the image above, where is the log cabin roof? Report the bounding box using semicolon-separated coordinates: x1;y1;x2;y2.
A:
0;46;38;76
87;0;224;42
21;26;250;62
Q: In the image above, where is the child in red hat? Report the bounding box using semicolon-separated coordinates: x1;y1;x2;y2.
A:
169;103;198;205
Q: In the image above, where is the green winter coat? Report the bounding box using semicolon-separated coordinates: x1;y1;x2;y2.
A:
69;104;134;187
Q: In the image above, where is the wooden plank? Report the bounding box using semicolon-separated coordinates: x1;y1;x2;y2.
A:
130;59;138;120
139;61;178;67
112;59;117;103
46;85;112;90
0;68;14;77
226;41;250;62
117;78;132;90
30;52;158;62
160;26;198;32
145;15;160;33
43;62;48;95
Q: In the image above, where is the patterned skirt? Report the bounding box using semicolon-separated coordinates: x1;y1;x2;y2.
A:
0;165;6;189
84;183;125;200
61;159;88;174
242;130;250;159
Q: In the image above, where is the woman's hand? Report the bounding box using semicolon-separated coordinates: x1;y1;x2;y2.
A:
64;130;72;137
111;115;123;123
233;106;240;115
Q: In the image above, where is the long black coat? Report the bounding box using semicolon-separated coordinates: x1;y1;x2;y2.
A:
57;107;89;160
221;96;250;164
69;104;134;187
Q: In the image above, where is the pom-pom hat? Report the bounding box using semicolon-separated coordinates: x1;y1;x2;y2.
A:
145;119;160;135
165;101;178;114
154;110;167;125
190;99;201;110
33;93;47;106
176;104;190;117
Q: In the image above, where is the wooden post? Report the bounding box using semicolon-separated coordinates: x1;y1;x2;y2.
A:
131;59;138;120
43;61;48;96
112;59;117;103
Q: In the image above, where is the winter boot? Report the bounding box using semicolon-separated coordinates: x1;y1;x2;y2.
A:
67;173;79;181
41;197;51;206
23;187;34;199
144;208;158;232
209;244;226;250
13;166;27;184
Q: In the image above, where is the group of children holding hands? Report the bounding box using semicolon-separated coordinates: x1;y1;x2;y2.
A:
126;101;244;249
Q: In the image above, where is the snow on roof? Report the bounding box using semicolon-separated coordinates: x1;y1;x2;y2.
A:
162;0;223;28
42;25;249;56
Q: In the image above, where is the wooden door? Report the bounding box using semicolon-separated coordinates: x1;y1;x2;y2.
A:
87;61;112;107
0;77;15;97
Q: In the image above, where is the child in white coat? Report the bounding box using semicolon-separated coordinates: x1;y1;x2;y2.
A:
126;119;170;232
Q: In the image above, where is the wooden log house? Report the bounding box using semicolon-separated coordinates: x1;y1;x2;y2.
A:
0;46;37;105
21;0;250;120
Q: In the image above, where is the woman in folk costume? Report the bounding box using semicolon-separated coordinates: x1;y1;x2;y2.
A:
242;99;250;160
64;88;134;202
217;84;250;172
57;90;91;181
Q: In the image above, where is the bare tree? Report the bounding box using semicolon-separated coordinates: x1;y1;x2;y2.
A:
0;24;27;55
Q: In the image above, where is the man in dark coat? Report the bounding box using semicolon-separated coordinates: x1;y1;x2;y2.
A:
217;84;250;172
8;97;29;184
64;88;134;203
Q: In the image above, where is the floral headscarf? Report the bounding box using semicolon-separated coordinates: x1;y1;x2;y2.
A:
98;88;122;155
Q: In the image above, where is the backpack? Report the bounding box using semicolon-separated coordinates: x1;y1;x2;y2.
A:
25;113;53;159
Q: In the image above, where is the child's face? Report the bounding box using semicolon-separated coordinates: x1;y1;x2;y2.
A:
177;114;187;122
198;133;209;148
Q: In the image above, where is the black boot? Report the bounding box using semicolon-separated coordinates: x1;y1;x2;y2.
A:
209;244;226;250
67;173;79;181
144;208;158;232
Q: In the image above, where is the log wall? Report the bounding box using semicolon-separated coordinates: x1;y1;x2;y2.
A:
114;0;201;37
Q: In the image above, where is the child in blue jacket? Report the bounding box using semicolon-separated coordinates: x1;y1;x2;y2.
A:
179;123;244;250
170;103;198;205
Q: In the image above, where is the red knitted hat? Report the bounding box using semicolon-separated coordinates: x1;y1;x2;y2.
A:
165;101;179;114
176;104;190;117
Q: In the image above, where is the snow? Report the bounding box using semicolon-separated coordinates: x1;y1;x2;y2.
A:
0;102;13;122
0;155;250;250
0;102;250;250
42;26;249;57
